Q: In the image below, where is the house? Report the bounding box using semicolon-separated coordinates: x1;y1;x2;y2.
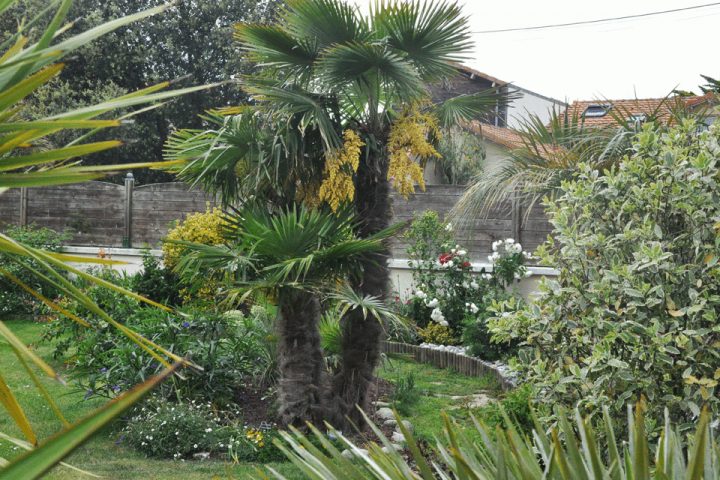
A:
425;65;565;183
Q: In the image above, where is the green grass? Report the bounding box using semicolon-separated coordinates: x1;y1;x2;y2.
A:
376;354;530;443
0;319;303;480
1;319;524;478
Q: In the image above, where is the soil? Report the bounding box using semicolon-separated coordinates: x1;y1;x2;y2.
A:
233;381;278;429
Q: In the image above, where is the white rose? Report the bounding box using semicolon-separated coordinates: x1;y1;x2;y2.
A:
438;319;449;327
470;280;479;289
506;238;515;244
426;298;439;308
445;223;453;231
457;249;467;256
470;303;479;314
430;307;445;323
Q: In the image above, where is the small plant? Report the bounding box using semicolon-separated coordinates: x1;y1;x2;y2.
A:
417;322;459;345
390;372;419;415
131;250;181;305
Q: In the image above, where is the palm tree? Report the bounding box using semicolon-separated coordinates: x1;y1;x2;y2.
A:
173;205;399;427
0;0;212;475
165;0;506;426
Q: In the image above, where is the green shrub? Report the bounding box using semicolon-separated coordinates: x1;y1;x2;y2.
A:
390;372;419;416
131;250;181;306
0;224;70;316
492;119;720;435
44;281;275;403
475;384;534;433
417;322;459;345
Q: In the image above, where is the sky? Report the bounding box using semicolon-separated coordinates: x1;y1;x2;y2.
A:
351;0;720;102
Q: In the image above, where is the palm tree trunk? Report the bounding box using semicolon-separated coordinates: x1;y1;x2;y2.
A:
331;152;391;427
276;289;325;427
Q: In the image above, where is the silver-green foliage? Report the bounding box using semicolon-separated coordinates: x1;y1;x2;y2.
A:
264;404;719;480
489;119;720;434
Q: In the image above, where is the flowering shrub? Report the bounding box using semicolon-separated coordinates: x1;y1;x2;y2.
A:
402;211;529;359
120;394;283;462
162;206;226;303
491;120;720;434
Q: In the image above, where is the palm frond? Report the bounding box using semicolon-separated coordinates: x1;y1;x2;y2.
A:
329;285;402;327
372;0;472;82
269;404;719;480
434;89;516;128
318;41;425;103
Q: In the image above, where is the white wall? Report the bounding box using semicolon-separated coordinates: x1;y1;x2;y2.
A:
62;247;558;300
506;88;565;130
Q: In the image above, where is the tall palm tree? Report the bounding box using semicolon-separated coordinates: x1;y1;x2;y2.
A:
174;205;399;427
165;0;506;426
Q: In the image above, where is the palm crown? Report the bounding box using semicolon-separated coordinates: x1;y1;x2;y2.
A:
167;0;508;206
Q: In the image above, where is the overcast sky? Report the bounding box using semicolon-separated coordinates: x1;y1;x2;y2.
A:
351;0;719;102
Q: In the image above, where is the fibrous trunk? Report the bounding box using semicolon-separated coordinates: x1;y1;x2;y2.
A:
276;289;325;427
331;152;391;427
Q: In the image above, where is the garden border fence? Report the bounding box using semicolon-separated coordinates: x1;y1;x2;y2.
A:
380;341;515;391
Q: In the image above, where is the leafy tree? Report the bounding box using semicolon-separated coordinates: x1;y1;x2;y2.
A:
7;0;278;184
166;0;505;426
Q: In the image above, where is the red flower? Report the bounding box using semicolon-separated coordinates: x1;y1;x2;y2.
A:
439;253;453;264
463;261;471;268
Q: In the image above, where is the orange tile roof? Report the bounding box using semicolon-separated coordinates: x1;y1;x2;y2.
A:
466;121;524;149
564;95;715;127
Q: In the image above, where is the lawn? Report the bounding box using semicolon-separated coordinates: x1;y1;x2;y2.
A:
1;319;510;478
0;320;302;480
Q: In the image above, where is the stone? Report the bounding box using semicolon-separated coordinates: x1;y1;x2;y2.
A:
400;420;414;433
381;444;403;453
376;407;394;420
448;393;493;410
390;431;406;444
382;419;398;428
192;452;210;460
341;448;369;459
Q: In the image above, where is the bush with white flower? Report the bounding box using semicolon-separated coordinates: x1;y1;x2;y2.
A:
401;211;529;359
120;394;284;462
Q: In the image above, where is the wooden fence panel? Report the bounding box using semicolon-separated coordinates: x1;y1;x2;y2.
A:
26;183;125;246
0;189;20;228
132;183;217;247
0;182;550;256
